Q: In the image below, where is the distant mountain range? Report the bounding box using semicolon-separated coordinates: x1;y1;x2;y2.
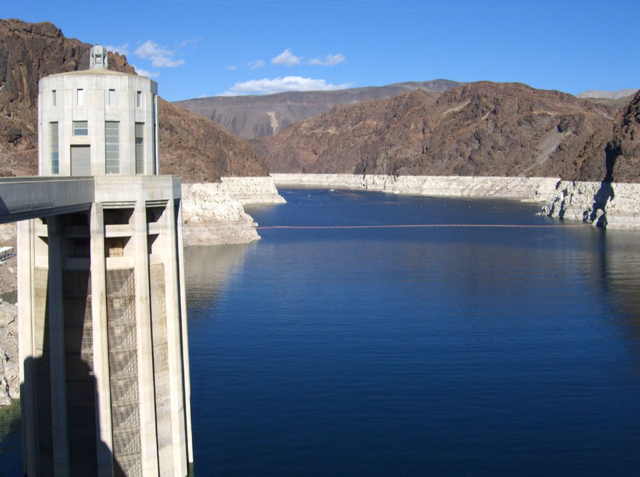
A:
174;80;463;139
578;89;639;100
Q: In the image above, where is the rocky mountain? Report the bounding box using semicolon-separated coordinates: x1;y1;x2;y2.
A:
0;18;267;181
159;98;268;181
175;80;463;139
259;82;617;181
602;90;640;183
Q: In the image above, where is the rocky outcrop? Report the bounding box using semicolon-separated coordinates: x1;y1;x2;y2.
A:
0;18;270;181
542;181;640;229
176;80;462;139
182;183;259;245
181;178;285;246
543;91;640;228
216;176;286;205
261;82;616;181
542;181;609;224
272;174;560;202
0;301;18;406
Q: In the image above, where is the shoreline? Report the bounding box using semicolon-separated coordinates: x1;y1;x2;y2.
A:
271;174;559;201
271;174;640;230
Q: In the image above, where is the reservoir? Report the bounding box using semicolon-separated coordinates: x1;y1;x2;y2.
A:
186;189;640;476
3;188;640;475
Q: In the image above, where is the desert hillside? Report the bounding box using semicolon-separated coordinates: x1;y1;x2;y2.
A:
259;82;636;182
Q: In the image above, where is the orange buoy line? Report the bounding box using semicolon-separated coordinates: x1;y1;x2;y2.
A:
257;223;589;230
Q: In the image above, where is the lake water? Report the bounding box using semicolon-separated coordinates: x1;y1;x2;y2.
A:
186;189;640;476
2;188;640;476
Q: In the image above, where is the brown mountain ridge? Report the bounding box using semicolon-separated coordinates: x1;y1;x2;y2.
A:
259;81;633;182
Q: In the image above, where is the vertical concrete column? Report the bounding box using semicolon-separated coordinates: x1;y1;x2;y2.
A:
18;219;38;477
162;199;188;474
154;95;159;175
133;199;160;475
47;215;71;477
176;201;194;464
90;203;114;477
38;93;43;174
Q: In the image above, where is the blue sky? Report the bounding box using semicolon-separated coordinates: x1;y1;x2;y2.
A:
4;0;639;101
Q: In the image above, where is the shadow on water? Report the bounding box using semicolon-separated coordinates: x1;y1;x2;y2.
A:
0;401;21;476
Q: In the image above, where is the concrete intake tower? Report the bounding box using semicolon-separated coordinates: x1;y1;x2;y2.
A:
18;46;193;476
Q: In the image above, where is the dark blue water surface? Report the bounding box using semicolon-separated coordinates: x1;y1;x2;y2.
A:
185;189;640;477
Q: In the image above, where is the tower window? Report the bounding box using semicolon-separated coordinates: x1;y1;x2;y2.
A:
77;89;84;106
135;123;144;174
52;90;57;106
73;121;88;136
105;122;120;174
136;91;142;108
50;122;59;174
108;89;116;105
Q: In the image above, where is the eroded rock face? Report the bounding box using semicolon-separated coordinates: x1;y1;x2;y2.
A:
0;18;270;181
181;183;260;245
542;180;640;230
260;82;617;181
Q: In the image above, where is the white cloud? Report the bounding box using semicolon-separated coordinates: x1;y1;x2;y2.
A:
226;65;238;71
271;49;303;66
249;59;266;69
222;76;352;95
103;43;129;56
180;38;201;48
309;53;346;67
135;40;185;68
132;65;160;78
